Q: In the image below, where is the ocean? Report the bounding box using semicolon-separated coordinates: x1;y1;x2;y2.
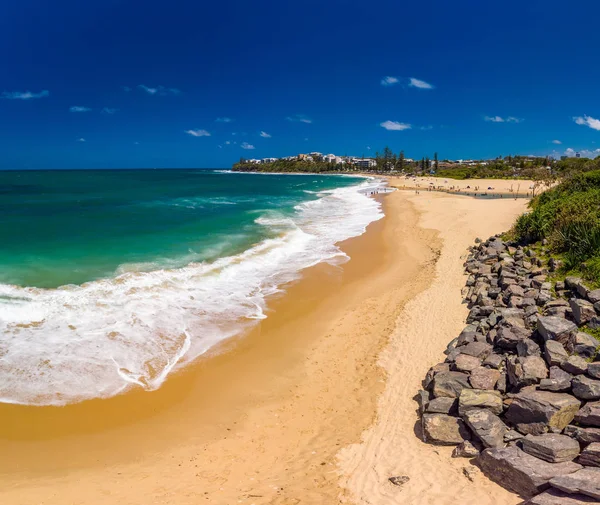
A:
0;169;385;406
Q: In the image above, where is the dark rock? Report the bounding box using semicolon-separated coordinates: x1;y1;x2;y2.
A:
518;339;542;357
469;366;501;390
388;475;410;487
505;390;581;435
425;396;458;415
483;352;505;369
575;401;600;427
566;277;590;299
452;440;482;458
572;376;600;401
477;446;582;497
589;363;600;380
587;289;600;304
537;290;553;306
539;367;573;392
458;389;503;416
521;433;581;463
570;299;597;326
416;389;430;414
550;467;600;500
504;429;524;442
423;363;450;389
567;332;600;359
422;413;471;445
564;425;600;444
432;371;471;398
462;408;508;448
458;341;493;359
562;356;589;376
495;325;532;350
524;488;598;504
454;353;481;372
538;316;578;343
506;284;526;298
507;356;548;387
544;340;569;367
578;443;600;467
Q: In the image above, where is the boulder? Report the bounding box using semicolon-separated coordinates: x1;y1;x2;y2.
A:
458;389;503;416
483;352;505;369
564;425;600;444
587;289;600;305
572;376;600;401
565;277;590;298
567;332;600;359
462;408;508;448
589;363;600;380
432;371;471;399
521;433;581;463
505;390;581;435
562;356;589;376
578;443;600;467
539;367;573;392
469;366;501;390
416;389;430;414
570;299;596;326
550;467;600;500
425;396;458;415
524;488;598;504
451;440;482;458
458;341;493;359
544;340;568;367
495;325;532;350
517;339;542;357
506;284;525;298
575;401;600;427
507;356;548;387
422;413;470;445
423;363;450;389
538;316;577;343
477;446;582;497
454;353;481;372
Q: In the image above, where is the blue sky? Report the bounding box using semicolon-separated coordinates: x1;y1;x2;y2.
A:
2;0;600;169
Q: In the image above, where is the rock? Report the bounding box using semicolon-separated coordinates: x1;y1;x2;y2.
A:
459;341;493;359
423;363;450;389
550;467;600;500
469;367;500;390
570;299;597;326
579;443;600;467
462;408;507;448
544;340;569;367
504;429;524;442
572;376;600;401
416;389;430;414
454;353;482;372
431;371;471;398
518;339;542;357
575;401;600;427
458;389;503;416
567;332;600;359
452;440;482;458
495;325;532;350
539;367;573;392
388;475;410;487
506;284;526;298
507;356;549;387
425;396;458;415
538;316;578;343
483;352;505;369
505;390;581;435
562;356;589;376
588;289;600;305
524;488;599;504
589;363;600;380
422;413;470;445
566;277;590;298
564;425;600;444
521;433;581;463
477;446;583;497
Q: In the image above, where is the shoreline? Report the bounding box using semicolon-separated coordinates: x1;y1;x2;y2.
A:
0;183;531;504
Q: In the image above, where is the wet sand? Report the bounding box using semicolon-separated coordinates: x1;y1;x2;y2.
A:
0;187;529;504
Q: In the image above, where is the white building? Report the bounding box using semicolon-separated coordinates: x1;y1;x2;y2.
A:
352;158;376;169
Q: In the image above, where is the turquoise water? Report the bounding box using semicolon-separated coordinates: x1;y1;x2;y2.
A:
0;169;385;406
0;169;364;288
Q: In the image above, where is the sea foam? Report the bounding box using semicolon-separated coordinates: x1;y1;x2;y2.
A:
0;178;386;406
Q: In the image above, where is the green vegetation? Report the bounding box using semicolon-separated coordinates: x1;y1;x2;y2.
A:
512;170;600;285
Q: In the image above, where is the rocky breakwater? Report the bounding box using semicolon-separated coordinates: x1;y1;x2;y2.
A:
417;235;600;504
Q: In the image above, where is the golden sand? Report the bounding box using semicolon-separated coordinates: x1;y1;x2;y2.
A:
0;182;530;504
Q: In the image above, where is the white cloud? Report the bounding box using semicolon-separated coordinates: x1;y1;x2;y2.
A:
552;139;562;145
484;115;523;123
564;147;600;158
2;90;49;100
409;78;434;89
420;125;433;130
380;120;412;131
215;117;232;123
241;142;255;149
70;106;91;112
77;138;86;142
367;146;371;150
381;76;399;86
138;85;180;96
122;86;131;92
286;114;312;123
260;131;271;138
102;107;118;114
573;115;600;131
185;129;211;137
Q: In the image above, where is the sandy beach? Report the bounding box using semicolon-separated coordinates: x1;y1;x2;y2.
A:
0;179;530;505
